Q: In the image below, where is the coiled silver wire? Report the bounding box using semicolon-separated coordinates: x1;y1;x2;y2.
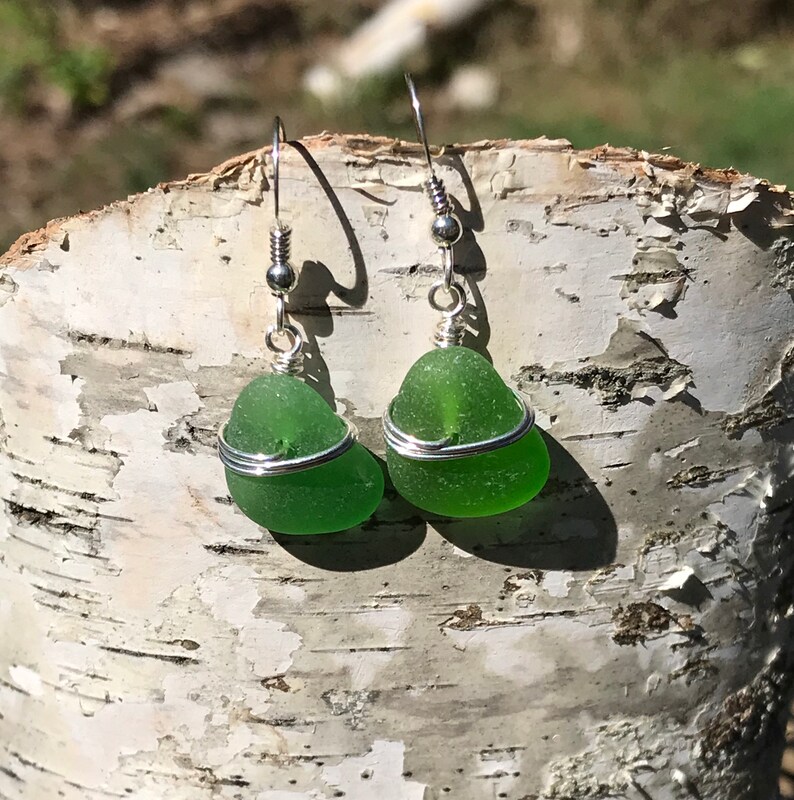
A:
383;388;535;461
426;174;452;216
270;225;292;267
265;321;304;376
218;416;358;477
428;277;467;348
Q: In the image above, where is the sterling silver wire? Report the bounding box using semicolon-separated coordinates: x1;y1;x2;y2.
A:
383;388;535;461
428;278;467;347
218;417;358;477
265;322;304;376
383;78;538;463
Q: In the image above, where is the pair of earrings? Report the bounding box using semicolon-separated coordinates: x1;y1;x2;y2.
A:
217;76;550;535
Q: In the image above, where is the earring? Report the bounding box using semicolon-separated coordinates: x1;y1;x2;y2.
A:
218;118;384;534
382;76;550;518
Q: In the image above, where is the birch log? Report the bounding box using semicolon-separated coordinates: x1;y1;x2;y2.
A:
1;134;794;800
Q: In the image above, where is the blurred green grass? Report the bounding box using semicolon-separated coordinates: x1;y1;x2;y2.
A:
0;0;112;111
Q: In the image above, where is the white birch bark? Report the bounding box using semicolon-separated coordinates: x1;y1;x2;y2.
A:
1;134;793;800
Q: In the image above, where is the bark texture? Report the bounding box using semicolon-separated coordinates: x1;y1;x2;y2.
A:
1;134;794;800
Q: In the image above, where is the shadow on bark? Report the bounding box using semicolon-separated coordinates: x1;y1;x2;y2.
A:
445;153;491;361
287;259;344;408
286;140;370;407
271;431;617;571
432;429;618;569
271;457;427;570
733;186;793;250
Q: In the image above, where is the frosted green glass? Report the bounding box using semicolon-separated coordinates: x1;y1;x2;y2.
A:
224;374;383;534
387;347;550;517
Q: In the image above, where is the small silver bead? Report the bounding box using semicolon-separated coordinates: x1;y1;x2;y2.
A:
266;261;298;294
431;213;462;246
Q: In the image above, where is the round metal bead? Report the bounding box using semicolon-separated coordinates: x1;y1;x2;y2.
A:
430;213;462;246
266;261;298;294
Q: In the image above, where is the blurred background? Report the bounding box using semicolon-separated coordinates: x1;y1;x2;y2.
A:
1;0;793;254
0;0;793;792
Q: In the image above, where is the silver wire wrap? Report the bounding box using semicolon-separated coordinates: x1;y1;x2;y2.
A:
384;76;538;464
383;388;535;461
218;416;358;477
265;322;304;376
428;279;467;347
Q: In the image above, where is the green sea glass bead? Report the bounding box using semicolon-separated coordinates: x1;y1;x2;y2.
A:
386;347;550;517
224;374;383;534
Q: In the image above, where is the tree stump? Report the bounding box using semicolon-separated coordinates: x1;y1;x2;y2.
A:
1;134;793;799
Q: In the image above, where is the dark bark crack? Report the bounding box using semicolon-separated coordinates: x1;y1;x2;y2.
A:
519;357;691;409
99;645;199;665
612;602;673;645
667;464;743;489
67;329;190;355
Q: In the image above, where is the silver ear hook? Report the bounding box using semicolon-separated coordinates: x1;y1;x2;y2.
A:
272;116;287;228
265;116;301;374
403;73;457;233
404;74;465;346
405;73;435;178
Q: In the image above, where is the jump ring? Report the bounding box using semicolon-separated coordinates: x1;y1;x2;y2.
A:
265;322;303;357
428;279;466;317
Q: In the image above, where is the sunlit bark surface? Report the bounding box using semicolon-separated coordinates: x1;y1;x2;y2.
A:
1;134;793;800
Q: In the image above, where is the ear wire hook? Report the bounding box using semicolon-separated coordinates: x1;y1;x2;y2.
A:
403;73;458;233
404;74;466;347
265;116;302;373
272;115;287;228
405;73;435;178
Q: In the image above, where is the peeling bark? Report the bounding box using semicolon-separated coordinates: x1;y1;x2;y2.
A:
1;134;793;799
